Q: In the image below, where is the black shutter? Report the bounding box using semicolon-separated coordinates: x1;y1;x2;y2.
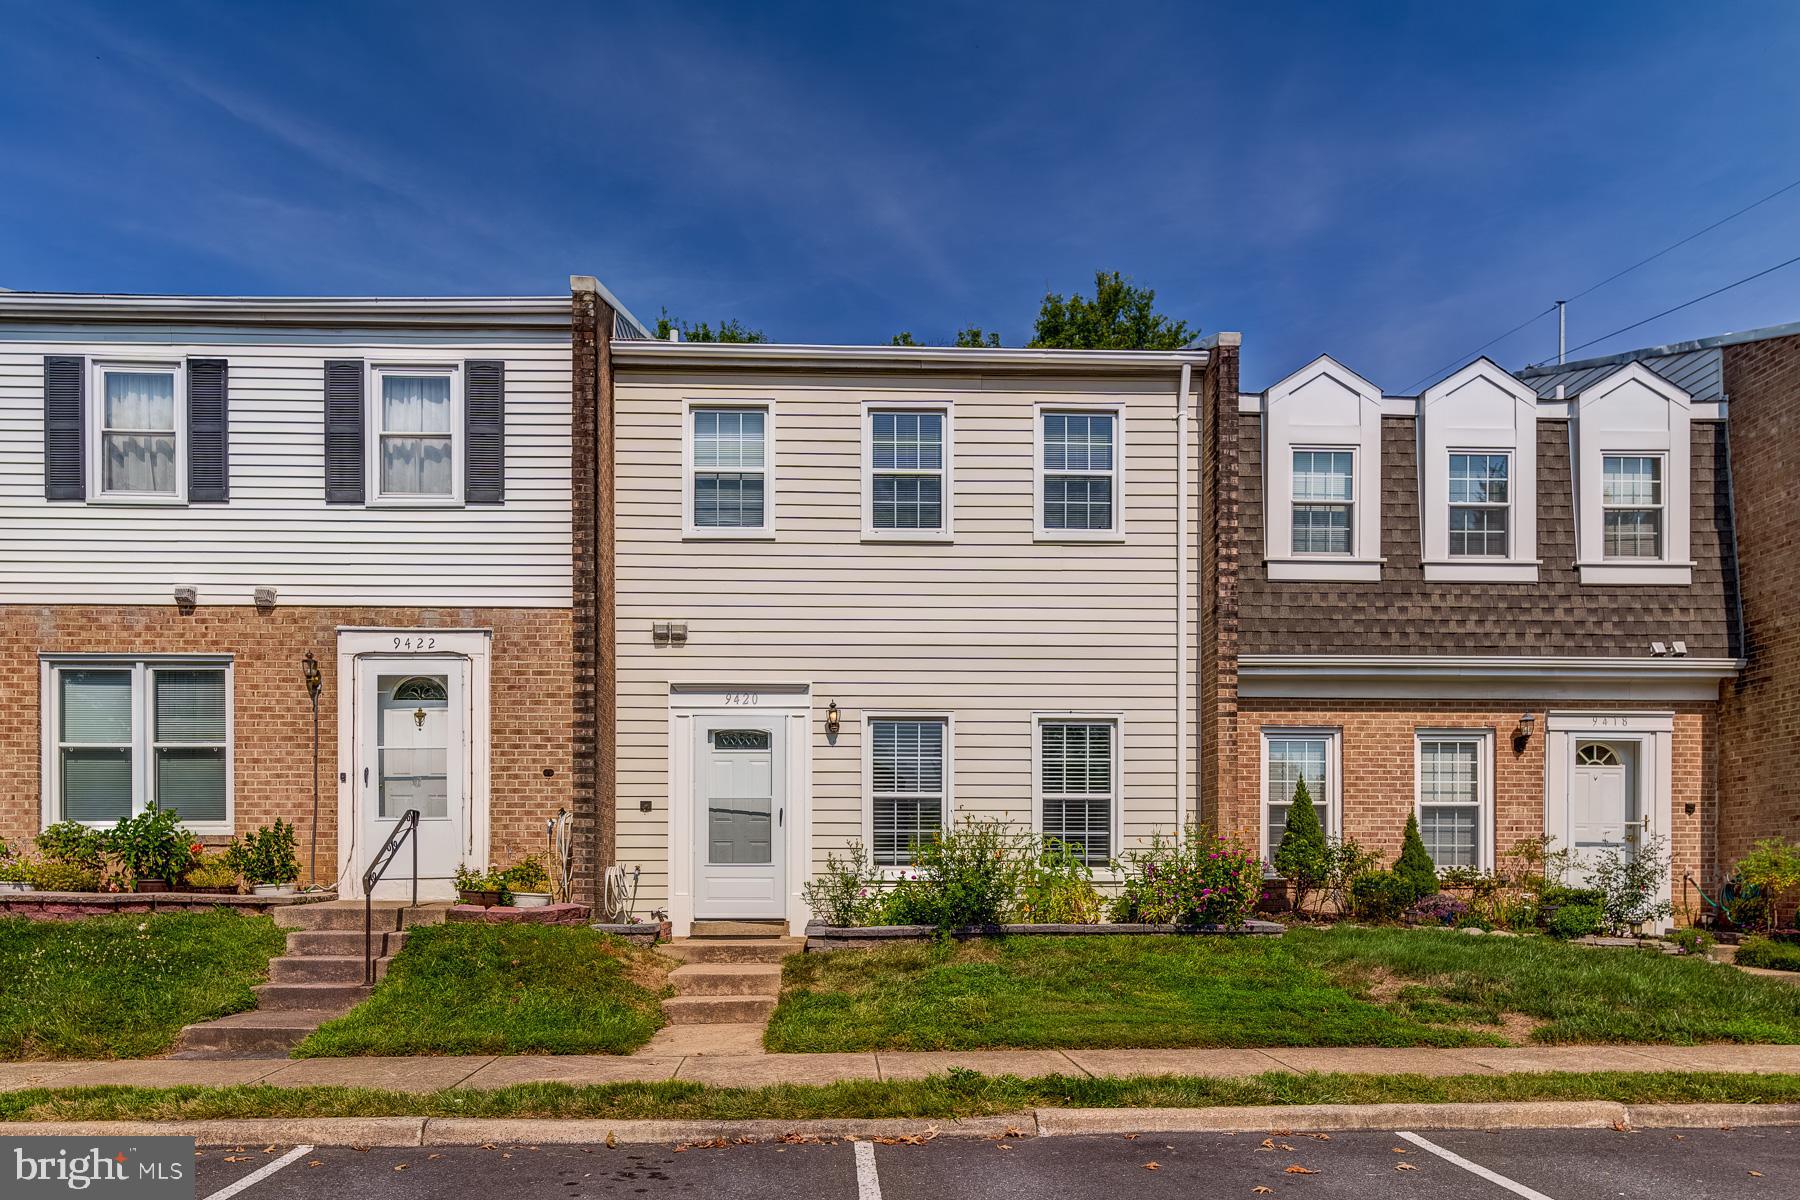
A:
43;356;85;501
323;359;365;504
464;359;505;504
187;358;229;503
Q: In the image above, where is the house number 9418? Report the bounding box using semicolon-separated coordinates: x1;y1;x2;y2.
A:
392;636;438;651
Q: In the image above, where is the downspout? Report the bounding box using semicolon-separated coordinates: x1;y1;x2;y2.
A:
1175;361;1192;841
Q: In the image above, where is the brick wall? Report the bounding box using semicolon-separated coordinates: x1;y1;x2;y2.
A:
1198;339;1241;833
1718;332;1800;872
0;605;573;885
1230;698;1715;917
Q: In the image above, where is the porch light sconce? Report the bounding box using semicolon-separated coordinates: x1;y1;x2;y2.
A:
302;651;323;701
1513;712;1536;754
825;701;841;739
254;586;278;612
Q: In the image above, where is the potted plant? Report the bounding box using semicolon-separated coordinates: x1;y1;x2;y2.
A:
227;820;300;896
106;805;198;892
0;857;37;893
455;863;510;907
182;850;241;895
503;856;552;908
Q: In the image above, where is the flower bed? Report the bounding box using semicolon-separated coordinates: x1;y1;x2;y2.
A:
0;890;334;921
803;918;1283;951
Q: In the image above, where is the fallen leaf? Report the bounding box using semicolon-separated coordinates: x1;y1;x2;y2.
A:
1308;1133;1331;1141
1285;1165;1318;1175
427;1153;441;1160
223;1156;248;1164
1253;1189;1273;1195
1750;1171;1764;1177
1391;1146;1409;1153
1143;1162;1160;1171
1257;1138;1276;1152
393;1164;409;1172
996;1144;1013;1151
478;1144;496;1151
307;1161;323;1169
500;1153;512;1160
1124;1133;1139;1141
1672;1134;1685;1141
1611;1120;1630;1133
1396;1162;1418;1171
1270;1128;1292;1136
604;1132;617;1149
261;1146;277;1154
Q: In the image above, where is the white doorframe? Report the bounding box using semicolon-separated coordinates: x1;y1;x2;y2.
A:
336;628;492;900
1543;710;1674;933
668;683;811;937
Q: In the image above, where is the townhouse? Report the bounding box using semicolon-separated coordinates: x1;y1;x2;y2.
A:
0;286;649;900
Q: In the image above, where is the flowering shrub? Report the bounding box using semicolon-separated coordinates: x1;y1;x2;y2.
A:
1108;829;1261;927
882;818;1026;929
1407;892;1470;926
801;843;885;927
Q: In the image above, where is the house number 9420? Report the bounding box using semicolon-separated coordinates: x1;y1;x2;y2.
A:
392;636;438;651
724;693;759;706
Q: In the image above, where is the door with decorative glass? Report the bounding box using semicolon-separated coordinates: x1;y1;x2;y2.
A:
1570;741;1635;876
358;658;466;898
692;714;786;919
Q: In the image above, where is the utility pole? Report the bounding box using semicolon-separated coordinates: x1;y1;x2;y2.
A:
1556;300;1567;364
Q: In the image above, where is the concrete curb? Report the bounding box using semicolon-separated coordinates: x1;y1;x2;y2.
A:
5;1103;1798;1145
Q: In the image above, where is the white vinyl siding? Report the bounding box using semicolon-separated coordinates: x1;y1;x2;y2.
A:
0;328;571;605
867;716;947;866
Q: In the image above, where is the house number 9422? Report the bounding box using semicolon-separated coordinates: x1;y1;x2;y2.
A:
392;636;438;651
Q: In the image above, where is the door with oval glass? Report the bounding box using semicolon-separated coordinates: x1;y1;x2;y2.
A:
359;658;467;898
692;713;786;919
1570;740;1636;877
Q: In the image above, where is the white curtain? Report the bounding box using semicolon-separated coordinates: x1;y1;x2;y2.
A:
102;371;177;493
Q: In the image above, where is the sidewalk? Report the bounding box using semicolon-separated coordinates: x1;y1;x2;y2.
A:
5;1043;1800;1094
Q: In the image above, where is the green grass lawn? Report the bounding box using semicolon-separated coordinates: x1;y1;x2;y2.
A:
295;924;672;1057
764;928;1800;1052
4;1071;1799;1122
0;912;286;1060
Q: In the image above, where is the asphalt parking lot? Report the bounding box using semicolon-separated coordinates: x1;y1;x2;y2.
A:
194;1127;1797;1200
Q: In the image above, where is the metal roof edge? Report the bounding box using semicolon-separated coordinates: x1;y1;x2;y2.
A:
0;292;573;328
1517;317;1800;378
612;341;1210;371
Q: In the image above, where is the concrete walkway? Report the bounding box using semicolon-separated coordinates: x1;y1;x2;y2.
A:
5;1042;1800;1093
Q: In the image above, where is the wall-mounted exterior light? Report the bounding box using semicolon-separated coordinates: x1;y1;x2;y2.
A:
1513;712;1536;754
825;701;841;738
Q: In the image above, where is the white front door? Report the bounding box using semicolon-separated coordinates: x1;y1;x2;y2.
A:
359;657;467;899
692;713;786;919
1570;740;1634;876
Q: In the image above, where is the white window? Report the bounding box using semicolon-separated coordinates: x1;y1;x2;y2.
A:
1448;453;1510;557
1415;732;1494;871
91;362;183;500
372;365;460;502
1261;728;1340;859
1036;717;1118;865
864;406;950;538
1037;409;1121;538
686;404;772;535
43;657;232;833
1601;454;1663;559
866;716;949;866
1290;449;1355;555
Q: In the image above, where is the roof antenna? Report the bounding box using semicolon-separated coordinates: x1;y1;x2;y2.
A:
1556;299;1567;364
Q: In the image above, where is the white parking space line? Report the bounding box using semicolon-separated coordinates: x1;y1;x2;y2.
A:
854;1139;882;1200
1397;1131;1557;1200
199;1145;315;1200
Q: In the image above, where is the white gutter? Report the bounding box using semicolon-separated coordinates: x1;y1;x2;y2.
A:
0;292;574;329
1174;361;1192;840
612;340;1210;373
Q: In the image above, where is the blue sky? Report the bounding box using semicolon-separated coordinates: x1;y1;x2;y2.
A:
2;1;1798;389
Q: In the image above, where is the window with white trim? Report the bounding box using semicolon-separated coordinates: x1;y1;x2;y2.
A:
373;365;459;500
47;658;231;830
689;406;769;532
1448;453;1510;557
1290;450;1354;555
1040;411;1118;535
1038;719;1116;865
1415;733;1492;871
1601;454;1663;560
93;363;181;498
868;409;946;534
1263;733;1334;853
868;717;947;866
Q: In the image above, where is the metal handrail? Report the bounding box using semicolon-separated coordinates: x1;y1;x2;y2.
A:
363;809;420;986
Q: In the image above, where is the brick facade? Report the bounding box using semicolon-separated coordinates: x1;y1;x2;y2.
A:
0;605;573;885
1198;337;1241;834
1717;332;1800;873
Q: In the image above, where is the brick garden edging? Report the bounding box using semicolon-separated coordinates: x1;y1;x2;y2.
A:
445;902;592;926
803;919;1284;952
0;890;336;920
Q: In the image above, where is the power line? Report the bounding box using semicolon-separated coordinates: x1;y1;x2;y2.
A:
1404;171;1800;391
1526;250;1800;368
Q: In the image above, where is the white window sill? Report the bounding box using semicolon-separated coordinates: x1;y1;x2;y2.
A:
84;495;188;507
1577;561;1695;586
365;497;465;510
1266;556;1383;582
1034;532;1126;545
862;532;955;544
682;530;777;542
1422;560;1542;583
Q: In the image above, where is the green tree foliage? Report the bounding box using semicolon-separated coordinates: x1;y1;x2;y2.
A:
652;308;768;343
890;327;1003;348
1029;270;1197;350
1273;780;1330;911
1394;813;1441;900
889;332;920;346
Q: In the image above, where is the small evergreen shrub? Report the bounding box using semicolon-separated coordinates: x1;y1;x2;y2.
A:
1737;935;1800;972
1272;780;1329;911
1547;900;1605;939
1349;870;1410;922
1394;813;1440;900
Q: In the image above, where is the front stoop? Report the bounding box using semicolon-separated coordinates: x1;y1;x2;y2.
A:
642;932;799;1055
170;901;448;1059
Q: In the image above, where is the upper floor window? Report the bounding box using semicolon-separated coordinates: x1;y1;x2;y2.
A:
866;408;949;537
1601;454;1663;559
687;406;771;535
1448;452;1510;557
1037;717;1118;865
95;364;181;499
376;369;456;499
1038;410;1120;538
868;716;948;866
1290;450;1354;555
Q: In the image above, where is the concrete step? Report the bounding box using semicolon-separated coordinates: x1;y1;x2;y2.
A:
285;929;408;958
661;994;777;1025
690;919;790;939
170;1008;349;1058
402;903;451;928
253;980;371;1011
643;1021;768;1055
274;902;407;932
661;938;801;965
669;963;782;997
268;954;393;985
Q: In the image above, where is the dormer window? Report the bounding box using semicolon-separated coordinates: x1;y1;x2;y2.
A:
1290;450;1354;555
1448;453;1510;557
1419;359;1538;582
1571;363;1691;585
1601;454;1663;559
1262;356;1383;581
